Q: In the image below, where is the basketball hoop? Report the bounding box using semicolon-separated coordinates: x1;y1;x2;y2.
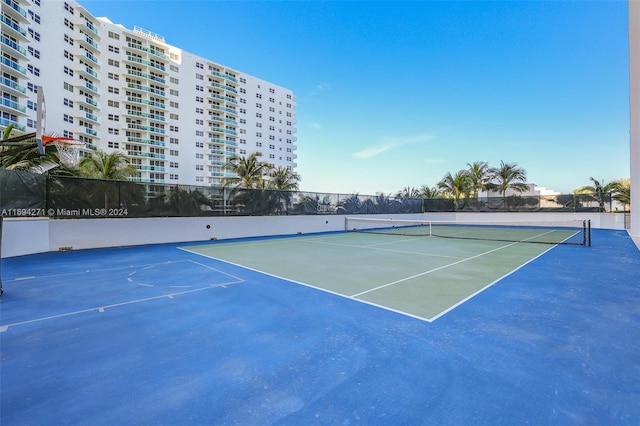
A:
43;136;84;168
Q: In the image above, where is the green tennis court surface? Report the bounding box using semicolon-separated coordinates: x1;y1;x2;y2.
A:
184;232;558;321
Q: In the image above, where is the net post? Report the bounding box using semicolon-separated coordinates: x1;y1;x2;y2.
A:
588;220;592;247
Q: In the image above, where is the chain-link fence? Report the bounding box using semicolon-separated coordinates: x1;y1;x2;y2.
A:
0;169;625;219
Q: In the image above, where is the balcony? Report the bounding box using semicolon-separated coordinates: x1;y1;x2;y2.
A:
0;14;27;39
127;110;166;122
83;82;99;94
78;65;99;80
80;19;99;36
128;151;166;160
126;97;165;109
78;34;99;52
84;51;99;65
1;97;26;114
2;0;27;20
0;55;26;76
127;138;165;147
1;76;26;95
127;82;165;97
77;95;99;108
0;116;25;131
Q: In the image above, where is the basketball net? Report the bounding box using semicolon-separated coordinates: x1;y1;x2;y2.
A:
43;136;84;168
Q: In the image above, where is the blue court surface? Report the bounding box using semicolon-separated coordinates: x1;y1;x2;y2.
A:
1;229;639;425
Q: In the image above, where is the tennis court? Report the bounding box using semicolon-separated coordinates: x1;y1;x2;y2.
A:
1;227;639;424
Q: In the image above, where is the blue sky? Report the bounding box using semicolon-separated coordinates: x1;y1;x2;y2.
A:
81;0;630;195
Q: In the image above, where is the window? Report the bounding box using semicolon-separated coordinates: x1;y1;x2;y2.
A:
108;46;119;53
108;73;120;80
108;87;119;94
27;46;40;59
195;153;204;159
108;114;120;121
108;31;120;40
108;128;120;135
195;141;204;148
196;165;204;171
64;66;74;77
170;162;178;168
63;114;73;123
108;100;119;108
63;82;74;92
108;59;120;67
64;98;74;108
64;50;74;61
170;89;179;96
108;141;120;149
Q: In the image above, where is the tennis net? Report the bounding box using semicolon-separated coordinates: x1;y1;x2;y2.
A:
344;217;591;246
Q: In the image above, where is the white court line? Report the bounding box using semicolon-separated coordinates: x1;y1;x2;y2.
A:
1;258;247;332
351;240;527;298
0;280;244;332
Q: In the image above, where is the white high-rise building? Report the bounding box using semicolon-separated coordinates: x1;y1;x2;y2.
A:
1;0;297;186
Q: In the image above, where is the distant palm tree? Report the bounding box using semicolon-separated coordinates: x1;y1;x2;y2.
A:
466;161;492;198
396;186;421;198
419;185;441;199
223;152;272;189
576;177;617;212
267;166;300;191
489;161;528;200
437;171;471;209
78;150;137;211
610;178;630;211
265;166;300;214
79;150;136;180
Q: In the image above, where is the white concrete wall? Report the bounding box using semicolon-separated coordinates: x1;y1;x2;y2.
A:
0;213;628;258
629;0;640;241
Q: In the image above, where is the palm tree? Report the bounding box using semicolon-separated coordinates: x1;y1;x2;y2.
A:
1;127;75;175
223;152;272;189
265;166;300;214
79;150;136;180
466;161;492;199
396;186;421;199
489;161;528;200
437;170;472;209
78;150;137;211
419;185;441;199
575;177;617;212
610;178;630;211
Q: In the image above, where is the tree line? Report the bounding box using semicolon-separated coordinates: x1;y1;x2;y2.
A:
394;160;631;210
